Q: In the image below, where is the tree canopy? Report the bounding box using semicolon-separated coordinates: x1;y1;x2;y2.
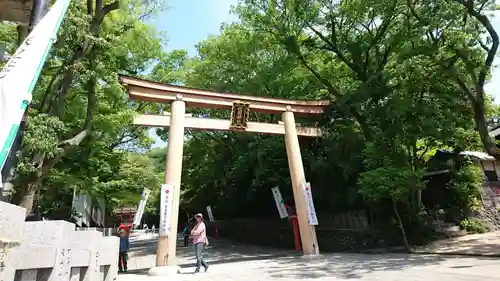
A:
2;0;500;247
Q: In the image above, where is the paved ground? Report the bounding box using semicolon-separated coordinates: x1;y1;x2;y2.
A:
416;231;500;256
117;231;500;281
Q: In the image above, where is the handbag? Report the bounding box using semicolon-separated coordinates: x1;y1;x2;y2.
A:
204;236;209;248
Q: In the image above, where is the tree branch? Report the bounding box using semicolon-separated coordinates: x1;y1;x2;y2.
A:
453;0;499;87
102;1;120;17
305;21;360;76
87;0;94;15
291;47;372;139
41;51;98;177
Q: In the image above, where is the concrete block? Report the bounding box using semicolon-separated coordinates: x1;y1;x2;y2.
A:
0;209;124;281
1;243;16;281
20;221;75;281
70;249;89;267
21;220;74;248
0;202;26;281
0;202;26;243
72;230;101;281
50;247;72;281
70;230;93;267
14;245;57;269
100;236;119;281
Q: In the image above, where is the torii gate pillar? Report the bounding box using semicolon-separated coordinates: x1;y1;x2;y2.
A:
282;110;319;255
153;97;185;272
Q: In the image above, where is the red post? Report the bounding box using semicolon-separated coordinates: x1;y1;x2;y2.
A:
291;216;301;251
292;217;301;251
285;204;301;251
215;223;220;240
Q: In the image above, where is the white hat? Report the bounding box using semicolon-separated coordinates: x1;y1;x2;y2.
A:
195;213;203;219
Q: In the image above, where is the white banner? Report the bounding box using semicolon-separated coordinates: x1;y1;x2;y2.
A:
271;186;288;219
302;182;318;225
133;188;151;226
159;184;174;236
0;0;71;173
206;205;215;222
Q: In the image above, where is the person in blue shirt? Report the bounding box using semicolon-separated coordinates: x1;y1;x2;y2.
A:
118;228;130;272
183;222;191;247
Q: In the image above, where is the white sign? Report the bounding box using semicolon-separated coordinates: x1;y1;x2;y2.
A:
302;182;318;225
271;186;288;219
0;0;71;173
206;205;215;222
133;188;151;226
159;184;174;236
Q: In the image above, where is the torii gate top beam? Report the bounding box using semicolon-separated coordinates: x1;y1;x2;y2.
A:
119;75;330;115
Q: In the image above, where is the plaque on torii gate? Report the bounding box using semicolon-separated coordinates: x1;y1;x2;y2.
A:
120;75;329;275
229;101;250;130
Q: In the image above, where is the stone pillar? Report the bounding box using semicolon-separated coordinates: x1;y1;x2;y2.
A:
282;110;319;255
0;202;26;281
150;98;185;275
71;230;102;281
20;221;74;281
100;236;119;281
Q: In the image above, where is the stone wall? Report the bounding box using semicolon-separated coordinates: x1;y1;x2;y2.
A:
0;201;119;281
210;212;402;252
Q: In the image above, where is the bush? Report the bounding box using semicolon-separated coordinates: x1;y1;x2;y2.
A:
460;217;488;234
448;159;483;213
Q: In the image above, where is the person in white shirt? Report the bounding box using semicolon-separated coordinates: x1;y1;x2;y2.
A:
190;213;209;273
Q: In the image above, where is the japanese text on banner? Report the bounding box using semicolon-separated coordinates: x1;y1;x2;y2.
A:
271;186;288;219
159;184;174;236
302;182;318;225
206;206;215;222
133;188;150;226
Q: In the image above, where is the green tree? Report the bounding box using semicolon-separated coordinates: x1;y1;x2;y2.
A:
405;0;500;159
5;0;167;215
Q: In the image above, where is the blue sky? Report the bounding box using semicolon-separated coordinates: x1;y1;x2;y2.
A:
147;0;238;147
150;0;238;56
146;1;500;148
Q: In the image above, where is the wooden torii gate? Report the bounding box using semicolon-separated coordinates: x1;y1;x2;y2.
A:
120;75;330;274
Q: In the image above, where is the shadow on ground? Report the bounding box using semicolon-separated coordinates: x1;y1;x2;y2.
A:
266;252;500;280
125;233;500;279
125;235;297;275
416;232;500;257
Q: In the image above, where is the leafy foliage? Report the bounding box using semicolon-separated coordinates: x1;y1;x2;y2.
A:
159;0;499;248
448;159;484;213
1;0;172;218
2;0;498;249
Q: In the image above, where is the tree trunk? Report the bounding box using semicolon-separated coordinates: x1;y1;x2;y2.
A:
48;1;120;116
14;46;98;212
392;196;411;252
11;1;120;211
473;97;500;159
10;151;44;215
48;48;82;116
19;184;37;212
451;0;500;160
